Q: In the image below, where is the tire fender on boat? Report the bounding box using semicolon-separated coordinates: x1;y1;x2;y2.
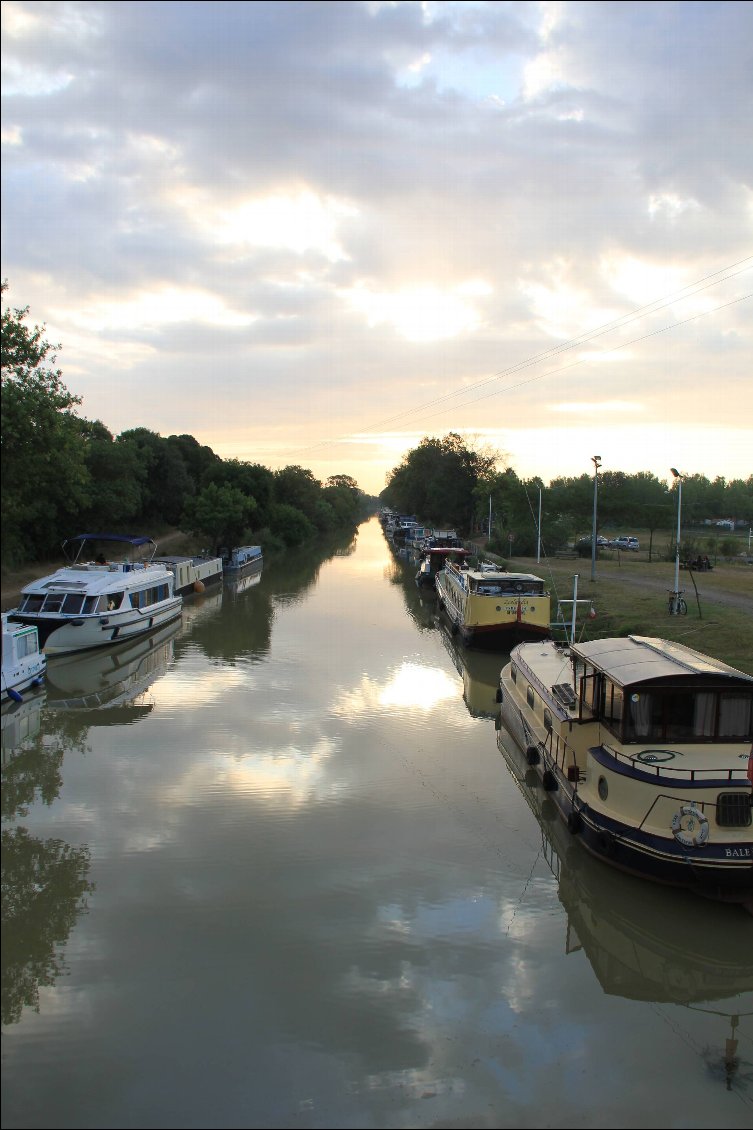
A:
525;745;540;766
671;805;709;848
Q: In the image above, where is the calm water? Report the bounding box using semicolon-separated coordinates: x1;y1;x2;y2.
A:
2;518;751;1130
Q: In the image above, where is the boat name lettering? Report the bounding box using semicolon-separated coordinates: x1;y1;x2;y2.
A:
724;847;751;858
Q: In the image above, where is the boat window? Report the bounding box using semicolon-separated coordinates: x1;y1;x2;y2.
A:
627;692;652;738
543;708;553;732
16;631;38;658
511;665;517;684
718;693;752;738
693;692;716;737
623;688;753;742
82;595;101;614
41;594;65;613
579;666;601;719
20;594;45;613
106;592;124;611
130;584;169;609
61;594;85;614
526;686;535;709
603;681;624;727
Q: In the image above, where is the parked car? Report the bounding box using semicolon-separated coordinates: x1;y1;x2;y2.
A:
611;536;640;551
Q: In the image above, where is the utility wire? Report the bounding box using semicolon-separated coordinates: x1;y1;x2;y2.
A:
275;261;752;459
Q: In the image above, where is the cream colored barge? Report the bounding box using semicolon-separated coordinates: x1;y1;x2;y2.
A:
497;635;753;904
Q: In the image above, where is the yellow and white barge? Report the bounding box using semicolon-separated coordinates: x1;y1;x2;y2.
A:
435;561;550;647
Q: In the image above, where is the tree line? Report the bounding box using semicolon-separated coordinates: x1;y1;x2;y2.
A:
1;285;375;567
381;433;753;559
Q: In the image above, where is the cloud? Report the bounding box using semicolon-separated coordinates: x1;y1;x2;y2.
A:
2;1;751;492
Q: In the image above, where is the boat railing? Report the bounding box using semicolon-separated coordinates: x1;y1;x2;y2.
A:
634;790;734;833
600;742;750;783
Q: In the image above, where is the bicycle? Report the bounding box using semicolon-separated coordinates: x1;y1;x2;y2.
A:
668;590;688;615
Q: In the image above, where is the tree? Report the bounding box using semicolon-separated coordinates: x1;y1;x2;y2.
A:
273;465;322;521
383;433;496;530
1;284;89;562
182;483;256;555
78;421;144;530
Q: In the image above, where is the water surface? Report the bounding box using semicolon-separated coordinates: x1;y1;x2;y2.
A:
2;519;751;1129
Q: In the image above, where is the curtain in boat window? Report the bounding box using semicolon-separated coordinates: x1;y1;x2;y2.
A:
693;692;716;737
718;693;752;738
629;692;652;738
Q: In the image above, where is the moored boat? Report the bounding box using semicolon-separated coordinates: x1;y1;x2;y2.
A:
1;614;46;703
153;553;223;596
416;546;471;588
9;534;183;656
496;634;753;904
222;545;263;575
436;561;550;646
497;714;753;1001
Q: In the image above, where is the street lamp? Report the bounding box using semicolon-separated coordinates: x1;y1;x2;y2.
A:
670;468;683;614
591;456;602;582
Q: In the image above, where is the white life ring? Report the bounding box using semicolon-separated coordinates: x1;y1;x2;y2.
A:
671;805;709;848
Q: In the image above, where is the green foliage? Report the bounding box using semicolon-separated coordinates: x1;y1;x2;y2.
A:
274;465;322;521
383;433;496;529
182;483;256;553
1;284;89;562
268;503;315;546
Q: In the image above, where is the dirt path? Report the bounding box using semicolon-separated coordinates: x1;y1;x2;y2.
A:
597;568;753;613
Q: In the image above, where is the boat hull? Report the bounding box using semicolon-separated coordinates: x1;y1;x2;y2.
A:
12;599;183;656
154;555;224;596
436;572;550;648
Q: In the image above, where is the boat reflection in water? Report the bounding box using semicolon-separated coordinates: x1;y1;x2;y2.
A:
224;561;263;599
439;624;506;719
495;716;751;1030
44;620;179;720
1;688;46;762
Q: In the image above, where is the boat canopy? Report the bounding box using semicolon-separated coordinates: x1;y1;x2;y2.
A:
63;534;157;564
571;635;753;688
65;534;156;546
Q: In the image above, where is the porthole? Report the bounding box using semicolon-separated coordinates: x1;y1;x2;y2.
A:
526;686;535;709
598;776;609;801
543;709;552;732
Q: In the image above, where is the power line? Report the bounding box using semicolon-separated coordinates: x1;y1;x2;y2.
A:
270;257;753;460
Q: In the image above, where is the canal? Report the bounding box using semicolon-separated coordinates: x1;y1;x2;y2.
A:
2;517;751;1129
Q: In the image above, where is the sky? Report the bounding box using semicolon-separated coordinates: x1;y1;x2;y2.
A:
2;0;752;497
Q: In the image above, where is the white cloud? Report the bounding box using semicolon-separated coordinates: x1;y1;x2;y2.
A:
1;0;751;491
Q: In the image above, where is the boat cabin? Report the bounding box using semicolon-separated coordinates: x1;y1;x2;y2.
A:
463;569;547;598
570;635;753;744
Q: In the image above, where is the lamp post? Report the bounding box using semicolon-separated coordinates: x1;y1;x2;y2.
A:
670;468;683;614
591;456;602;582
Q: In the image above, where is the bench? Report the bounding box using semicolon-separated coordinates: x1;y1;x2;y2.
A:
554;550;578;559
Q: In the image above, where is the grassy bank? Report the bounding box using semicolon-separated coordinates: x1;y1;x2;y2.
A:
472;546;753;674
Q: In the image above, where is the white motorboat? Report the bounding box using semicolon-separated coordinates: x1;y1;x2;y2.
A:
9;534;183;656
1;614;46;703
